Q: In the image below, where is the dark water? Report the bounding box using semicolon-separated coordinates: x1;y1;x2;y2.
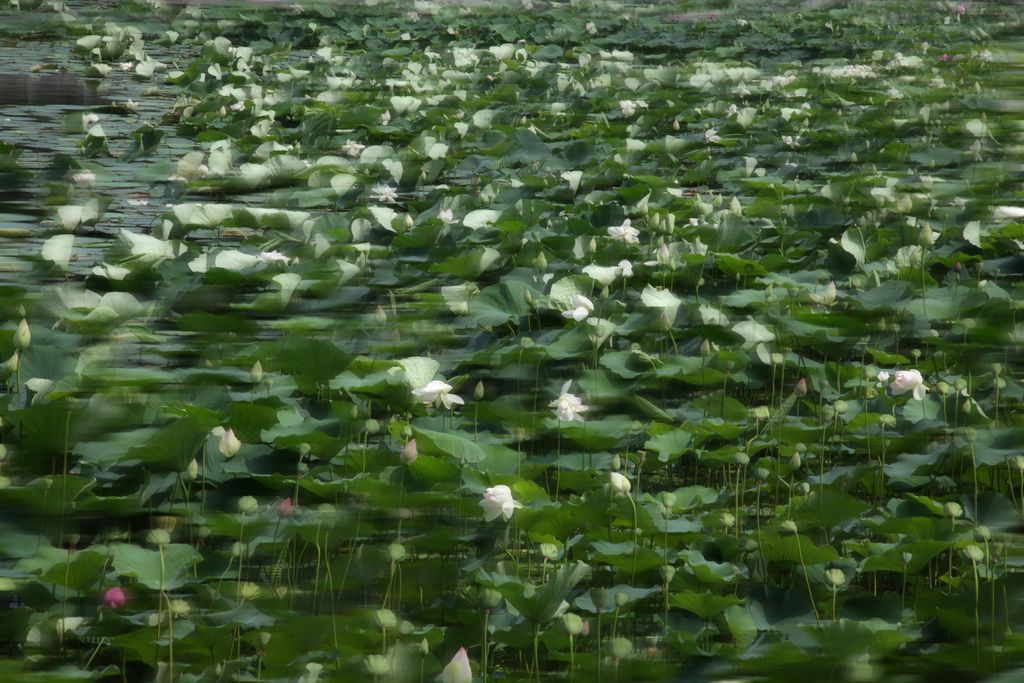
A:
0;72;108;107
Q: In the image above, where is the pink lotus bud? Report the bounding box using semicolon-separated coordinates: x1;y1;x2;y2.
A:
102;586;127;609
794;378;807;396
441;647;472;683
401;439;418;465
277;497;294;516
581;620;590;636
218;428;241;457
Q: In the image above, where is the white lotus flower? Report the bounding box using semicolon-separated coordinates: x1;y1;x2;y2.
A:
372;184;398;203
617;259;633;278
619;99;636;118
412;379;464;410
561;293;594;322
889;369;927;400
610;471;631;495
993;206;1024;220
550;380;589;422
608;218;639;244
705;127;722;143
72;170;96;187
438;208;454;223
877;370;890;383
480;485;521;522
586;22;598;35
342;139;365;157
810;281;837;306
258;250;291;264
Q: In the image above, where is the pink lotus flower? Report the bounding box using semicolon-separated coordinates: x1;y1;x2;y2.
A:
890;369;927;400
102;586;127;609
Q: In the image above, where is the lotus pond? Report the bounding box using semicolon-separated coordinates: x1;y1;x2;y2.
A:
1;0;1023;681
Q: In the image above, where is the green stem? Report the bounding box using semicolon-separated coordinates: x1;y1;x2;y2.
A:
482;610;490;683
794;531;821;626
532;622;541;682
626;494;639;583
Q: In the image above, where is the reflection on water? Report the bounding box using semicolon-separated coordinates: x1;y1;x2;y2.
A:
0;72;107;107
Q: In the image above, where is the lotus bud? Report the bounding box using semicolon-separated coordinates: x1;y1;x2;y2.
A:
743;539;759;553
901;552;913;565
615;591;628;608
700;339;712;356
944;501;963;519
611;454;621;471
591;588;608;610
734;452;750;466
539;543;559;561
833;400;848;415
610;471;630;495
218;428;241;457
237;495;258;514
963;545;985;563
147;528;170;547
1;350;18;377
419;638;430;656
918;225;939;246
481;588;502;609
401;439;418;465
365;655;390;676
780;520;799;535
610;636;632;659
588;236;597;255
364;418;380;434
755;467;770;482
102;586;127;609
879;414;897;427
790;451;802;470
975;526;991;542
249;360;263;384
720;512;736;529
535;251;548;271
825;568;846;588
474;381;485;400
376;608;397;630
388;543;406;562
278;497;294;516
660;565;676;583
259;632;272;647
14;319;30;351
661;492;676;509
185;458;199;481
796;482;810;495
562;612;584;636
